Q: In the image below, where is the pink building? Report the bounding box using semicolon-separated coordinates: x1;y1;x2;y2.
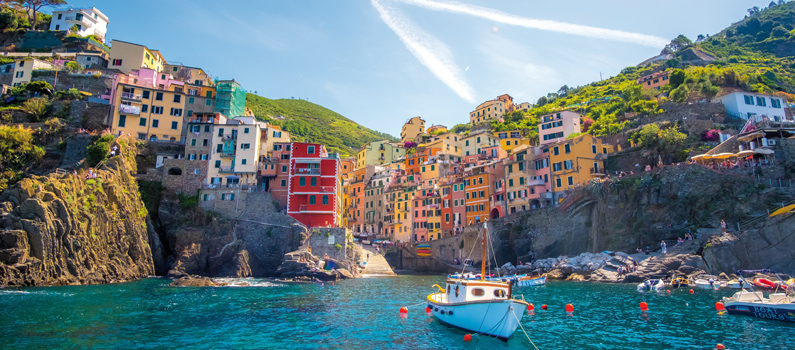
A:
539;111;581;145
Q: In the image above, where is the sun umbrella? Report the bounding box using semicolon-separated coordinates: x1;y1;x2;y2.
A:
713;153;736;159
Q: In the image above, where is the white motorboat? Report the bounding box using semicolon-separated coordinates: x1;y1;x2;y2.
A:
515;275;546;287
722;290;795;323
694;279;720;290
637;279;665;292
726;279;753;289
427;222;528;340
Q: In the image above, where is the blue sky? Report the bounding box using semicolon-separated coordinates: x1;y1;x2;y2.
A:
59;1;776;137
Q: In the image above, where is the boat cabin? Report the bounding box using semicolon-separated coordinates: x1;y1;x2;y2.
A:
431;279;512;304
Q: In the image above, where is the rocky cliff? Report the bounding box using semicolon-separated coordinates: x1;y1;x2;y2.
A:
0;137;155;286
703;214;795;274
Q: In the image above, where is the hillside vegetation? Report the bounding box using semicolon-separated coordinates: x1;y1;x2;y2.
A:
246;94;397;156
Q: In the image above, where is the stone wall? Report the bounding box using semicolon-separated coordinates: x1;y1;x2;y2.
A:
776;138;795;162
160;159;207;194
32;71;114;96
308;228;349;261
198;188;250;217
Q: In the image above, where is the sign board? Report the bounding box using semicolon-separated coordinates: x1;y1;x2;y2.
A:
328;234;335;245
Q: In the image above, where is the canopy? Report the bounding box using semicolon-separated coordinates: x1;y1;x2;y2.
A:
691;154;711;160
713;153;736;159
736;150;755;157
225;175;240;179
755;148;774;155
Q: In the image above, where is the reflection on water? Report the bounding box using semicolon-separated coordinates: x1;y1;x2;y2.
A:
0;276;790;349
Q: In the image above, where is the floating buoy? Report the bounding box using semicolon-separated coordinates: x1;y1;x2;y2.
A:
425;306;431;313
715;302;725;311
464;334;472;342
565;304;574;313
666;290;671;294
527;303;534;311
640;302;649;311
689;289;694;294
715;344;725;350
542;304;548;310
400;307;408;314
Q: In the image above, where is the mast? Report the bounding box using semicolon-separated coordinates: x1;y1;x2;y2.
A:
481;221;487;281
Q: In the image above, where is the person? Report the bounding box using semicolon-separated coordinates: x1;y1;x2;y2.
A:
645;165;651;171
367;253;370;261
644;246;650;255
660;240;667;255
636;247;643;254
721;219;727;233
687;228;693;239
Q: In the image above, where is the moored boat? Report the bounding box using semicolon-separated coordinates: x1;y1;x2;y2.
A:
427;222;529;340
637;279;665;292
722;290;795;323
754;278;782;290
726;279;753;289
515;275;546;287
694;279;720;290
670;277;689;288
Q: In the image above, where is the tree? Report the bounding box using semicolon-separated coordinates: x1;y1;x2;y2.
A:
557;85;570;96
748;6;760;16
771;25;788;38
659;126;687;154
86;134;115;167
20;97;52;122
696;34;705;43
670;86;689;104
25;80;52;95
0;10;17;30
13;0;66;30
65;61;80;71
700;84;721;102
669;69;686;88
536;96;548;107
769;1;777;7
638;124;660;148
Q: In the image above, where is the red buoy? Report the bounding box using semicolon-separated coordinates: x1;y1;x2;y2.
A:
715;344;725;350
400;307;408;314
527;303;534;311
464;334;472;342
640;302;649;311
565;304;574;313
715;302;725;311
426;306;431;313
689;289;694;294
542;304;548;310
666;290;671;294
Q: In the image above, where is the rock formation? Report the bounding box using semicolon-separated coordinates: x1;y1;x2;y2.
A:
0;137;155;286
703;214;795;275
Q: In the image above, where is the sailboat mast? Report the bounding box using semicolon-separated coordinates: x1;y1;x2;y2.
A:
481;222;487;281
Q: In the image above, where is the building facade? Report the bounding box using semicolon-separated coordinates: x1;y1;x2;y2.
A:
718;91;787;121
286;143;342;228
109;40;166;73
539;111;582;145
401;116;425;143
49;7;110;41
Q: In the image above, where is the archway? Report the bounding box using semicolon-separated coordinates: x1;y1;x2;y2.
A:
490;208;501;220
530;199;541;209
378;221;383;235
167;167;182;175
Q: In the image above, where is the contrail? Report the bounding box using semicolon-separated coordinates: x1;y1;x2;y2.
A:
393;0;669;48
372;0;477;103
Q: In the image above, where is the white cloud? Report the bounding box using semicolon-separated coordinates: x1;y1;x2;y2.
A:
393;0;669;48
371;0;477;103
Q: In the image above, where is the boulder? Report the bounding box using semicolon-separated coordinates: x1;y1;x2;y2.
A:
546;269;567;280
170;275;220;287
566;273;586;282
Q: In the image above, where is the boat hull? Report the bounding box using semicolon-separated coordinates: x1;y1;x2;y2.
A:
724;301;795;323
515;276;546;287
428;296;527;339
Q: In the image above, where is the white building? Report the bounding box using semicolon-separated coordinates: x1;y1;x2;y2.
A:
49;7;109;42
718;91;787;121
538;111;581;145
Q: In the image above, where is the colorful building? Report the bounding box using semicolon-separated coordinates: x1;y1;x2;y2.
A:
356;140;406;168
637;71;670;90
462;129;499;158
539;111;581;145
495;130;531;153
547;134;615;202
110;70;188;143
504;146;531;214
401;116;425;143
10;58;54;87
286;143;342;228
205;117;265;188
109;40;166;73
49;7;110;41
214;79;246;117
469;94;514;125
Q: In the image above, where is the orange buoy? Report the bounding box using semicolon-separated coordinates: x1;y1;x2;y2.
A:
715;344;725;350
464;334;472;342
565;304;574;313
640;302;649;311
542;304;548;310
689;289;694;294
527;303;534;311
400;307;408;314
715;302;725;311
666;290;671;294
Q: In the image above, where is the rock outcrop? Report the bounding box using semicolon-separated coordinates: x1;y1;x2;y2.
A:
702;214;795;275
274;250;358;281
0;137;155;286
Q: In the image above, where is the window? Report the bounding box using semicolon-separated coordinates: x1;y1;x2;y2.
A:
191;139;196;146
282;166;287;173
15;71;23;78
141;104;149;113
173;95;181;103
170;108;183;116
564;160;572;170
118;115;126;127
143;91;150;99
509;179;514;187
152;119;159;128
552;162;562;171
309;195;316;205
152;106;164;114
744;95;754;105
171;121;178;130
299;177;306;186
280;179;287;187
57;14;62;19
244;127;250;134
756;96;766;107
308;145;315;154
240;143;250;150
519;177;525;185
771;98;782;108
200;154;208;160
322;195;329;205
214;160;221;168
556;178;562;188
603;147;607;154
554;147;559;156
241;159;247;165
187;110;193;117
189;97;195;104
564;144;571;153
310;177;317;186
155;92;163;101
55;24;60;30
138;117;146;126
205;100;212;106
112;59;122;66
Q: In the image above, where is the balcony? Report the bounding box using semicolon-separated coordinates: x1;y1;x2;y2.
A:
119;104;140;115
299;205;308;212
220;150;236;158
527;178;545;186
121;92;142;101
590;168;606;176
295;168;321;175
320;186;335;193
219;166;235;173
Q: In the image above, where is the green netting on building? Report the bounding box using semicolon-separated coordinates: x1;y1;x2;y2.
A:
214;79;246;117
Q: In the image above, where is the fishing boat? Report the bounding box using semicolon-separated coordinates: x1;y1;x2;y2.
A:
427;222;529;340
637;279;665;292
670;277;689;288
694;279;720;290
515;275;546;287
722;290;795;323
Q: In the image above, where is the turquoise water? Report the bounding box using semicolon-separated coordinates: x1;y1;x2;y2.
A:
0;276;791;349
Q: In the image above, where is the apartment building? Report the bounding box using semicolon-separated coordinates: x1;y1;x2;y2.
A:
11;58;55;87
401;116;425;143
547;134;615;202
495;129;531;153
423;132;463;158
49;7;110;41
214;79;246;117
461;129;499;158
286;142;342;228
109;40;166;73
164;64;214;86
539;111;582;145
718;91;788;120
264;142;293;208
637;71;670;90
355;140;406;168
205;117;265;188
504;146;531;214
469;94;514;125
110;75;187;142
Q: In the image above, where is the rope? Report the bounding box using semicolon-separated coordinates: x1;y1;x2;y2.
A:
512;309;540;350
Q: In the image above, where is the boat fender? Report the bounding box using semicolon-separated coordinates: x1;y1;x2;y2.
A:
434;307;439;312
448;310;453;315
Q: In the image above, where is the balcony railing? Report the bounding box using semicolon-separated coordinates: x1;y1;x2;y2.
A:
320;186;335;193
121;92;142;101
296;168;321;175
119;104;140;115
590;168;605;176
527;179;545;186
220;151;236;158
219;166;235;173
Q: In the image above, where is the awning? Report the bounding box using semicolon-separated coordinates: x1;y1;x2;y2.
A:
691;154;711;160
226;175;240;179
713;153;736;159
755;148;774;155
736;150;755;157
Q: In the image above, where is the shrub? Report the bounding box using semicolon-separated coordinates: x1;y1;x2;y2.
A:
334;243;342;251
177;192;199;210
701;129;721;141
26;81;53;95
0;11;17;30
65;61;80;72
86;134;115;166
55;88;82;100
20;97;52;122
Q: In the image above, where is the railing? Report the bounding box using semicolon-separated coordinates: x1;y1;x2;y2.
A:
739;197;795;230
320;186;335;193
219;166;235;173
121;92;142;100
590;168;605;175
296;168;320;175
527;178;545;186
119;104;140;115
220;150;236;157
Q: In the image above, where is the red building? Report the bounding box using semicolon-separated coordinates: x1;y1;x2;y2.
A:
286;142;342;228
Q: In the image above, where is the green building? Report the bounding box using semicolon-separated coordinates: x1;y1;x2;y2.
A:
214;79;246;117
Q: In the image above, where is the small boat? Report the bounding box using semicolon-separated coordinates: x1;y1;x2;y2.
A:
637;279;665;292
694;279;720;290
722;290;795;323
515;275;546;287
726;279;753;289
754;278;781;290
670;277;689;288
427;222;528;340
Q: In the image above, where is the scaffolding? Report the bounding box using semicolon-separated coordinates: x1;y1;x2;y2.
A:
214;79;246;117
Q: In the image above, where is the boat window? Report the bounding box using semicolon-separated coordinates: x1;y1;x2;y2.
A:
471;288;485;297
494;289;506;298
447;285;450;295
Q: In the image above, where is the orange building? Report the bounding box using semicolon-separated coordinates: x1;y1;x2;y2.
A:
637;71;670;90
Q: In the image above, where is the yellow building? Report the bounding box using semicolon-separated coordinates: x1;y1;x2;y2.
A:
355;141;406;169
401;116;425;143
495;130;531;153
423;132;463;158
469;94;514;125
109;40;166;73
547;134;616;198
461;129;499;157
11;58;54;87
111;82;187;142
426;124;447;135
504;145;530;214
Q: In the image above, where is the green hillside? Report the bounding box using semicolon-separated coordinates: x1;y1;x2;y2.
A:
245;94;397;156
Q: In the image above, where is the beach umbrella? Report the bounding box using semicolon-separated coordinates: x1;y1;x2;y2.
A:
736;150;754;157
713;153;736;159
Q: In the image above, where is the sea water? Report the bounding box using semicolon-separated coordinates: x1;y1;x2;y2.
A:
0;276;790;349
